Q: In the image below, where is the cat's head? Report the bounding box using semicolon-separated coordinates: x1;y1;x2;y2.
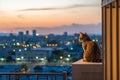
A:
79;32;91;42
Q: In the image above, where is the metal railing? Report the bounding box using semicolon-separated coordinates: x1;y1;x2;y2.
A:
0;72;67;80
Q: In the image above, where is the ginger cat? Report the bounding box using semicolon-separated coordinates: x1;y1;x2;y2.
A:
79;32;101;62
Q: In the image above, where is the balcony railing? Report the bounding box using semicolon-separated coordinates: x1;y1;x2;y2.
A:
0;72;67;80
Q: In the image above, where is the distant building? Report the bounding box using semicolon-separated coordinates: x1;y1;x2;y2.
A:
9;33;15;40
63;32;68;36
9;33;14;37
18;32;24;41
32;30;36;37
46;40;59;47
15;47;63;62
26;30;29;36
18;32;24;37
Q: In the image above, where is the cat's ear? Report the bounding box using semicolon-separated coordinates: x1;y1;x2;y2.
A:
80;32;83;34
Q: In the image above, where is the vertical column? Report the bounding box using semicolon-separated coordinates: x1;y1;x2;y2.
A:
118;1;120;80
116;0;119;80
110;3;113;80
102;6;106;80
104;6;107;80
106;5;111;80
112;2;117;80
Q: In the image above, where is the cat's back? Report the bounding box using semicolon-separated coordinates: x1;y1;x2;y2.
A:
82;41;95;48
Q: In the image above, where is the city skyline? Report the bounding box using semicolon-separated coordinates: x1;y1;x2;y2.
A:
0;23;101;35
0;0;101;34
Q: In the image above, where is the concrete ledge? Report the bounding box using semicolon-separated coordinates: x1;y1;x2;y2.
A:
72;59;102;80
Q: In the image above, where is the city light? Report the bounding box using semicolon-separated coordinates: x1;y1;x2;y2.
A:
66;41;70;46
13;49;16;52
60;56;63;59
92;39;99;42
16;42;20;46
30;44;32;46
36;33;39;36
55;44;58;46
5;43;8;45
45;35;48;39
96;39;98;42
19;49;22;52
40;58;44;61
36;44;41;48
12;39;15;41
13;43;15;46
92;39;95;42
68;54;70;57
22;44;26;47
52;44;55;46
0;58;5;61
71;47;73;50
46;44;49;46
3;46;6;48
66;58;70;61
33;46;37;49
27;44;29;47
36;56;39;59
49;44;51;46
16;58;21;61
24;48;27;51
21;56;24;59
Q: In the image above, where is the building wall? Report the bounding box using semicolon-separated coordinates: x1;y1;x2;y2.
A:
102;0;120;80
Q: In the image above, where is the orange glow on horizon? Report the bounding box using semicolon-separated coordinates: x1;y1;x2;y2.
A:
0;11;101;28
0;0;101;29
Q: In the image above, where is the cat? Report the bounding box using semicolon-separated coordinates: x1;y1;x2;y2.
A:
79;32;101;62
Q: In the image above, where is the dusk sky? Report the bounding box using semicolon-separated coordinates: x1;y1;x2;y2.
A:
0;0;101;34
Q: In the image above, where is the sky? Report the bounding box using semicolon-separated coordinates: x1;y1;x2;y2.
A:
0;0;101;34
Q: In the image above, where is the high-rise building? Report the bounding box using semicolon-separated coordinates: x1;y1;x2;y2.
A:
32;30;36;37
18;32;24;37
26;30;29;36
9;33;14;37
18;31;24;41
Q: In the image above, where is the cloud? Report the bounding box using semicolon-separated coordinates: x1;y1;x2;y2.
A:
18;4;100;11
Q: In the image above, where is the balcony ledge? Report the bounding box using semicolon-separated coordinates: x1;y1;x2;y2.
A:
72;59;102;80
